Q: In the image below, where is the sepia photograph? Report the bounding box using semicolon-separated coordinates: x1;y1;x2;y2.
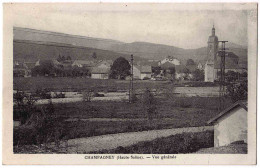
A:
2;2;257;165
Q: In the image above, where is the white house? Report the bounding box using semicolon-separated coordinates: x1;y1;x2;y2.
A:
72;60;94;68
133;65;141;79
159;56;180;66
140;65;152;79
204;60;216;82
132;65;152;80
207;101;247;147
91;61;111;79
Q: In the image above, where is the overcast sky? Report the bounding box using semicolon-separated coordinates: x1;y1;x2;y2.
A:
10;3;249;49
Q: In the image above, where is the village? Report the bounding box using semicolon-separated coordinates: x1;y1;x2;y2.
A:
13;24;248;154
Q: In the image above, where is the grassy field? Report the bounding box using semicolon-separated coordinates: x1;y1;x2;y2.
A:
35;97;231;140
13;77;219;92
51;96;232;119
14;77;171;92
14;96;232;146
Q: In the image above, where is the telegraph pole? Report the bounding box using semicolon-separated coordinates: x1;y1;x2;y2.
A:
218;40;228;110
129;54;134;103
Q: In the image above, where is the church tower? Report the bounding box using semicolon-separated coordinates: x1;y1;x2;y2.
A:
207;25;219;63
205;25;219;82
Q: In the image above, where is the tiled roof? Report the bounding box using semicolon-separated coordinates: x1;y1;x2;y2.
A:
141;65;152;73
73;60;95;67
160;62;175;69
207;100;248;124
91;67;110;74
214;52;240;69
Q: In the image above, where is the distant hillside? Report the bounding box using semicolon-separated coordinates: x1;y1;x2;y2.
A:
13;40;142;62
13;27;247;64
14;27;124;50
110;42;247;64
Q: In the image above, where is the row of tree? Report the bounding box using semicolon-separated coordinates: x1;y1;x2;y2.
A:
31;60;90;77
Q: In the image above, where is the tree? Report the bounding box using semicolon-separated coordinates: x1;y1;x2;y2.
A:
192;69;204;81
13;91;38;124
152;66;161;76
57;54;62;62
32;60;55;76
227;81;247;102
142;88;157;120
168;67;176;82
61;56;66;62
92;52;97;59
110;57;131;79
66;56;72;60
183;68;190;80
186;59;195;66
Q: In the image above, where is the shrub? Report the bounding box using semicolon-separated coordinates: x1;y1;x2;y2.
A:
142;88;157;120
227;81;247;103
82;89;93;102
13;91;38;124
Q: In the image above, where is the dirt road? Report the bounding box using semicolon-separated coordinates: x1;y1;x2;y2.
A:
64;126;213;153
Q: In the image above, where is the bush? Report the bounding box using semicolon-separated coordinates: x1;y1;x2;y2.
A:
14;101;66;149
227;81;247;102
143;77;150;80
54;92;65;98
13;91;38;124
142;89;157;120
33;88;51;99
82;89;93;102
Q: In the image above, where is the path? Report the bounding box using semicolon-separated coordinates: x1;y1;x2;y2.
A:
64;126;213;153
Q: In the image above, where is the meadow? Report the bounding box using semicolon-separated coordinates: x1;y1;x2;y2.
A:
14;77;170;92
13;77;218;92
14;96;232;146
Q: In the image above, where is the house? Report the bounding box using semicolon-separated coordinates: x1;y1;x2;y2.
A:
140;65;152;79
204;60;215;82
159;56;180;66
72;60;95;68
13;61;31;77
91;67;110;79
91;61;111;79
207;101;248;147
132;65;152;80
160;62;175;70
133;65;141;79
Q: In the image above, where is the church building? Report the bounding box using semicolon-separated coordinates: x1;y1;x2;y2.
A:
205;25;219;82
204;25;243;82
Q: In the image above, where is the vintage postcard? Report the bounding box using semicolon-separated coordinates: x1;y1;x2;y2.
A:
2;2;257;165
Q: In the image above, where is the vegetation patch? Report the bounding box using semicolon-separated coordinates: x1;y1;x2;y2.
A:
90;131;214;154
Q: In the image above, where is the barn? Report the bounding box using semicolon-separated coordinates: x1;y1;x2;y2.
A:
207;100;247;147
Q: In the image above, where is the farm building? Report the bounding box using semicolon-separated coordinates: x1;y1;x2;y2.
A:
207;100;247;147
132;65;152;80
159;56;181;66
91;67;110;79
91;61;111;79
72;60;95;68
140;66;152;79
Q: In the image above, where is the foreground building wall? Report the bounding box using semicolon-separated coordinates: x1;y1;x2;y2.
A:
214;106;247;147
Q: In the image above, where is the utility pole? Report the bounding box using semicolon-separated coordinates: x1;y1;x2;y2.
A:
218;41;228;111
129;54;134;103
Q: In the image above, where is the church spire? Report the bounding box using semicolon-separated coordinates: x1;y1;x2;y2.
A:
212;24;215;36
